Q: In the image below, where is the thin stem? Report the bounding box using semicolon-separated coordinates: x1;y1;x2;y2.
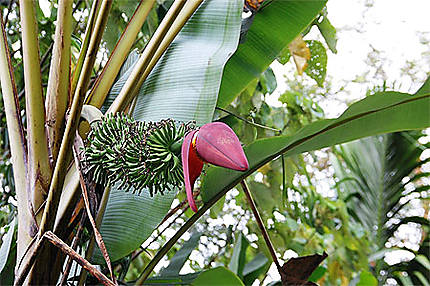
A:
70;0;101;96
240;180;282;273
216;107;281;133
3;0;15;26
148;205;189;250
73;134;115;284
159;194;192;226
281;154;288;209
86;0;156;108
77;182;112;286
40;42;53;67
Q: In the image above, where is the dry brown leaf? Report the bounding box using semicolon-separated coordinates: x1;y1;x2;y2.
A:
288;35;311;75
280;252;328;286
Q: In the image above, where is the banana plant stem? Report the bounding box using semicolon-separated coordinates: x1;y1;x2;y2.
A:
0;8;29;264
107;0;187;113
240;180;282;273
86;0;156;108
38;0;112;237
70;0;101;96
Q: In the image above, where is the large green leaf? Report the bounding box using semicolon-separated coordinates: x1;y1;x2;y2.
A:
192;266;244;286
217;0;327;108
228;233;249;278
0;219;15;273
93;187;176;263
0;218;16;285
201;91;430;202
133;0;242;125
243;253;269;285
159;231;202;277
95;0;242;263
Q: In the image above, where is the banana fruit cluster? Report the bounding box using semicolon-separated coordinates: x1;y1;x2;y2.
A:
84;113;195;195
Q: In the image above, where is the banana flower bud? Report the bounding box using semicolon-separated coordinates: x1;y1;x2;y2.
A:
181;122;249;212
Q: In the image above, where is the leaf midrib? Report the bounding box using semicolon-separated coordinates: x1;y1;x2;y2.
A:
203;93;430;203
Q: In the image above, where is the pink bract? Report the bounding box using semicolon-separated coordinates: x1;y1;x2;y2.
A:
181;130;204;212
181;122;249;212
196;122;249;171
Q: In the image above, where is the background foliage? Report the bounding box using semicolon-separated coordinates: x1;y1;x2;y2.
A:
0;0;429;285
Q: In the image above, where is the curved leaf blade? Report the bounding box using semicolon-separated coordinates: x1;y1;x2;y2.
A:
201;92;430;202
217;0;327;108
133;0;242;125
93;187;176;263
159;231;202;277
228;233;249;278
0;218;15;274
193;266;244;286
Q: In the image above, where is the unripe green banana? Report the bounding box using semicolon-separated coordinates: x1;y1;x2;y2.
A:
84;113;195;196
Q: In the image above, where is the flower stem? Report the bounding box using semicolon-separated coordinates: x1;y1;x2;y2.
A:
216;107;281;133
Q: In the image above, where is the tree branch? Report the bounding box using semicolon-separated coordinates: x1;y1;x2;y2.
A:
14;231;116;286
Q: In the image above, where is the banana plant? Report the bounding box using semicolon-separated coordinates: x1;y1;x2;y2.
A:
0;0;429;285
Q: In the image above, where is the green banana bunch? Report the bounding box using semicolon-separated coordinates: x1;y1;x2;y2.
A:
84;113;195;196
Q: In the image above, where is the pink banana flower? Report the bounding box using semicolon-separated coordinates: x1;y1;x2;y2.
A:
181;122;249;212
